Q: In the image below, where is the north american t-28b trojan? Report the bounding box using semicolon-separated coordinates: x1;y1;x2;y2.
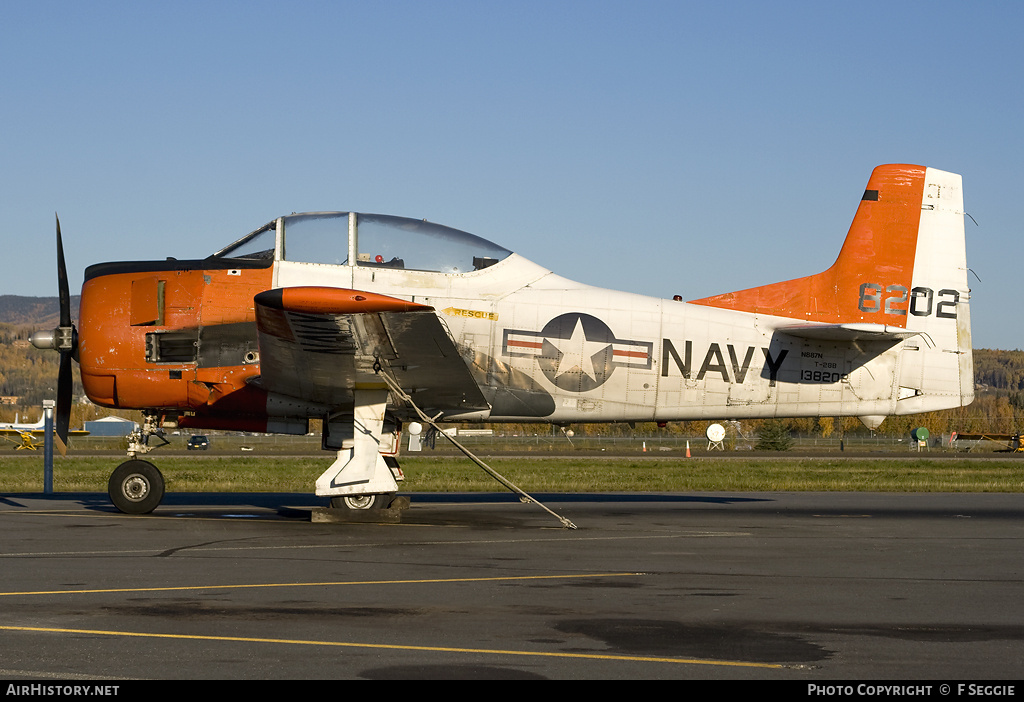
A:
32;164;974;517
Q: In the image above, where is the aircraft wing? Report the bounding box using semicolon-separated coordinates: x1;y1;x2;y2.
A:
253;287;490;415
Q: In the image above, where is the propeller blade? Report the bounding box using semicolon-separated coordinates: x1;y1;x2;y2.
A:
56;350;72;456
56;214;71;329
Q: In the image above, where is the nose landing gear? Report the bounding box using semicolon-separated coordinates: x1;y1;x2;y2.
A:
107;412;170;514
108;459;165;515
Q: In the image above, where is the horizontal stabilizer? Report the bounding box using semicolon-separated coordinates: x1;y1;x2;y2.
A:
775;323;922;342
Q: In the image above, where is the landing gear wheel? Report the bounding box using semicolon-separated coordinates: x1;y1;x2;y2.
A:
108;460;165;514
330;493;395;510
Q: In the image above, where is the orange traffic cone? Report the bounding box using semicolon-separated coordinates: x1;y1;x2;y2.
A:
686;440;691;458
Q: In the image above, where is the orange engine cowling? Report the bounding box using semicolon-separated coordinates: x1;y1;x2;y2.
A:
78;258;274;428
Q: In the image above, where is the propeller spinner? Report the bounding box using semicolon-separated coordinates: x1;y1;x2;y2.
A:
29;215;78;454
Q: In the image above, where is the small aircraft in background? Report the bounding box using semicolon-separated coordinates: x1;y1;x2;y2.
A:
0;414;47;433
31;164;974;517
0;411;88;450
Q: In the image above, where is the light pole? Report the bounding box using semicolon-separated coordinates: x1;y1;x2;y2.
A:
42;399;55;494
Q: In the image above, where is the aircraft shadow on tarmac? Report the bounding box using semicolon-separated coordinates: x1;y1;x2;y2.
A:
2;491;772;511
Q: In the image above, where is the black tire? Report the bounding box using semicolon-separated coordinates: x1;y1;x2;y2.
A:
330;493;395;510
108;460;165;514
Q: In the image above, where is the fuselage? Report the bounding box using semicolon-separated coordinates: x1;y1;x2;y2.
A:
77;209;972;432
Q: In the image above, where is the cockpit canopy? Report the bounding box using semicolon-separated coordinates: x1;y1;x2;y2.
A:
213;212;512;274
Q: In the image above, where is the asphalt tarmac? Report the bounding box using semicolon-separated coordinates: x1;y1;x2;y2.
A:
0;490;1021;681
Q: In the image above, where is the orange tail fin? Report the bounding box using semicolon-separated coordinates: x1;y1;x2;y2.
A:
689;164;935;325
691;163;972;411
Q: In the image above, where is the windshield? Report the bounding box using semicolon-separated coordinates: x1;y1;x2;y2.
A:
211;222;276;261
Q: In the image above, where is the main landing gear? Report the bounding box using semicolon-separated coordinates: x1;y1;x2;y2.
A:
326;456;403;512
316;388;408;520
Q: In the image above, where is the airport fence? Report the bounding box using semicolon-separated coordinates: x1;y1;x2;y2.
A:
59;429;1000;455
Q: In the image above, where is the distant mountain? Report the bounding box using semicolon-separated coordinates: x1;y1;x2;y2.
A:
0;295;80;327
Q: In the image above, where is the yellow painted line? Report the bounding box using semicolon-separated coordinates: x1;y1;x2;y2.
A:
0;572;640;597
0;624;783;669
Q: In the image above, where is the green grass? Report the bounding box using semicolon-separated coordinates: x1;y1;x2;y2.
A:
1;454;1023;494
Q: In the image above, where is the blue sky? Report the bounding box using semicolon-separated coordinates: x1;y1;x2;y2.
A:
2;1;1021;349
